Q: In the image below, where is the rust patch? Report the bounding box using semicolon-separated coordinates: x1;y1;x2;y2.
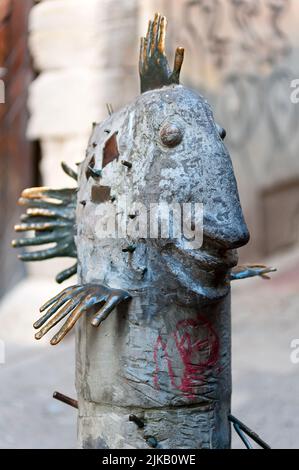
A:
91;185;111;203
102;132;119;169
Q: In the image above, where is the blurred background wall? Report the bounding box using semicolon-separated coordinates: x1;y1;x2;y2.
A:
0;0;299;450
0;0;35;297
1;0;299;292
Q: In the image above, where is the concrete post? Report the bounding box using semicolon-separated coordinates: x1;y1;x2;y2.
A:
75;24;249;444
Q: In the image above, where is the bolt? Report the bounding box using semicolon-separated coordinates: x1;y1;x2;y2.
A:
121;160;132;169
88;166;102;178
129;414;144;428
122;245;136;253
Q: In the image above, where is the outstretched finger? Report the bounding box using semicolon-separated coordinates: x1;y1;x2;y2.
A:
139;37;145;74
21;187;51;200
26;207;74;221
91;291;131;327
172;47;184;80
39;285;79;312
260;274;271;280
15;220;69;232
56;263;77;284
18;246;62;262
150;12;160;56
146;19;154;57
18;197;57;209
21;187;75;204
34;293;75;329
50;303;87;345
12;232;60;248
18;214;54;224
35;299;80;340
157;15;166;54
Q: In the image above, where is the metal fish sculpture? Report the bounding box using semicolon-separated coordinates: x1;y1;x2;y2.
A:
13;13;275;449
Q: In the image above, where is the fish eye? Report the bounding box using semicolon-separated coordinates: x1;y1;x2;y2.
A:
216;123;226;140
159;121;183;147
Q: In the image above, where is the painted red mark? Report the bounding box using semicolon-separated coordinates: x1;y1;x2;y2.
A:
153;315;219;398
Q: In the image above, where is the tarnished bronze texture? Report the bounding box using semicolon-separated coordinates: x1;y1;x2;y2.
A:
34;284;131;345
139;12;184;93
231;264;276;281
12;163;77;283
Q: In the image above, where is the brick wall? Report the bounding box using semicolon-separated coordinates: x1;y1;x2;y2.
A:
0;0;34;297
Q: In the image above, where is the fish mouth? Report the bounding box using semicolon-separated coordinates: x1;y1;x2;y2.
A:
186;247;238;273
159;241;238;303
185;247;238;300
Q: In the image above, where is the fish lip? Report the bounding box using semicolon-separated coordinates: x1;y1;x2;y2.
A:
186;248;238;272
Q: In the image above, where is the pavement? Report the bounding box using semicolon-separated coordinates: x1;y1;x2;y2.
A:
0;246;298;449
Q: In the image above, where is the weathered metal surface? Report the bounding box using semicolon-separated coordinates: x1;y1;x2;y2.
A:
74;14;249;448
33;284;130;345
139;13;184;93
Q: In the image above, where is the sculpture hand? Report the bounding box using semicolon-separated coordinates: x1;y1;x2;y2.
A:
139;12;184;93
34;284;131;345
231;264;277;281
12;168;77;283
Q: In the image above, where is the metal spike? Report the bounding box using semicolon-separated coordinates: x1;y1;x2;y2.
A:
53;391;78;409
129;414;144;428
106;103;113;116
121;160;132;169
88;166;102;178
122;245;136;253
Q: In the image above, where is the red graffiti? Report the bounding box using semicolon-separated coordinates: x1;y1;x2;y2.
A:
153;315;219;398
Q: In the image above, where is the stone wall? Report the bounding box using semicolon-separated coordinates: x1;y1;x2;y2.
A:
28;0;139;188
165;0;299;259
0;0;34;296
27;0;140;278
